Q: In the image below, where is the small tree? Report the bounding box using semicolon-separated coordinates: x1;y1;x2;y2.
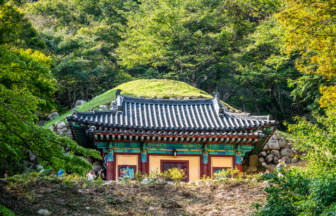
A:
166;168;186;187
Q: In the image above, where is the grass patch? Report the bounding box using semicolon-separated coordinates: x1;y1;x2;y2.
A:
44;79;235;128
277;130;297;142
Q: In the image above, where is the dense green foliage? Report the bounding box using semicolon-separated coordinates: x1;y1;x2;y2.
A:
0;204;15;216
0;0;101;176
255;169;336;215
20;0;321;126
24;0;135;110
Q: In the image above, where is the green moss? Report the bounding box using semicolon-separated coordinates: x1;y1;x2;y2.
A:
43;79;235;128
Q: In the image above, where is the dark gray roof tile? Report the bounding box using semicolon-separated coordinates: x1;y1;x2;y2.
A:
67;92;276;131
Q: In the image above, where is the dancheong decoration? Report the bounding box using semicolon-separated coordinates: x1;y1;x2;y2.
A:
67;90;277;181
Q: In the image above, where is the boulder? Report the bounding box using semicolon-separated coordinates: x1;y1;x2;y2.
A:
280;156;291;164
260;151;267;157
99;105;108;109
74;100;86;107
279;139;289;149
55;121;67;135
37;209;51;215
273;157;279;164
267;150;271;154
82;156;94;164
291;158;299;164
110;100;117;106
23;160;34;168
271;150;281;159
29;151;37;162
38;120;47;127
281;148;296;158
259;157;265;162
265;154;274;163
47;112;59;120
93;160;103;167
268;140;280;150
262;162;267;166
49;126;54;132
263;143;269;150
93;165;104;172
64;129;72;136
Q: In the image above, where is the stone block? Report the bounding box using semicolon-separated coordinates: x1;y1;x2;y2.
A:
265;154;274;163
273;157;279;164
281;148;296;157
99;105;108;109
29;151;37;162
93;160;103;167
280;156;291;164
47;112;59;120
93;165;104;172
260;151;267;157
38;120;47;127
74;100;86;107
279;139;289;149
56;121;67;134
268;140;280;150
263;143;269;150
291;158;299;164
271;150;281;159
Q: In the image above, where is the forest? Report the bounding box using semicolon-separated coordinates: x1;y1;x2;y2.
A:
1;0;336;215
9;0;333;124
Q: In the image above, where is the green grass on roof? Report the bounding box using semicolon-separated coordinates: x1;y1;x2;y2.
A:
43;79;235;128
277;130;297;142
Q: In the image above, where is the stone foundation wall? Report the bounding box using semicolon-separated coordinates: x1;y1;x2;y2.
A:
259;131;300;166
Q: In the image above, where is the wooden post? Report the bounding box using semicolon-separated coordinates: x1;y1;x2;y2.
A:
202;150;208;179
235;153;243;173
141;149;147;175
106;149;114;181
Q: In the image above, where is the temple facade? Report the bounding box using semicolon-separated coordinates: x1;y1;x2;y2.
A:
67;90;276;181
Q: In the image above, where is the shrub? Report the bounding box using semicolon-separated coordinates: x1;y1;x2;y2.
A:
134;171;144;184
0;205;15;216
254;168;336;216
166;168;186;186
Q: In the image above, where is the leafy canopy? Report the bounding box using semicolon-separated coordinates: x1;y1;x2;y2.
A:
0;0;100;175
278;0;336;108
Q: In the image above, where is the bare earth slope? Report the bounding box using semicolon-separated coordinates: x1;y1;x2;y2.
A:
0;174;267;216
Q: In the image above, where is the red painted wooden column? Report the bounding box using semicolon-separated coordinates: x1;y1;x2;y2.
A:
235;153;243;173
106;149;114;181
141;150;147;174
202;150;209;179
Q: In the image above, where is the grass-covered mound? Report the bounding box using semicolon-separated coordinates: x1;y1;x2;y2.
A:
44;79;234;128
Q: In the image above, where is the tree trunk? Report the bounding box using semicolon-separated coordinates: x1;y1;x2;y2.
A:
192;71;197;87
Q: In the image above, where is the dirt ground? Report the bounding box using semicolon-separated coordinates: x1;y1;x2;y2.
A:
0;175;268;216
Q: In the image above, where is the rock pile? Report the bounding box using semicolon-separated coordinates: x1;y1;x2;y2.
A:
259;131;298;166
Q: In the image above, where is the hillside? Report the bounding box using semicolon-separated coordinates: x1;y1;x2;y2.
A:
43;79;235;128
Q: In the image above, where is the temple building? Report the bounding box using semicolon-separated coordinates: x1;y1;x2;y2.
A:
67;90;276;181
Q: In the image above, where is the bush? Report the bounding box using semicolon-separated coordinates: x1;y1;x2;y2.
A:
0;205;15;216
254;168;336;216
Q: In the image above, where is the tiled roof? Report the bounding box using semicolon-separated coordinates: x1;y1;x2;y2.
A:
66;90;276;132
